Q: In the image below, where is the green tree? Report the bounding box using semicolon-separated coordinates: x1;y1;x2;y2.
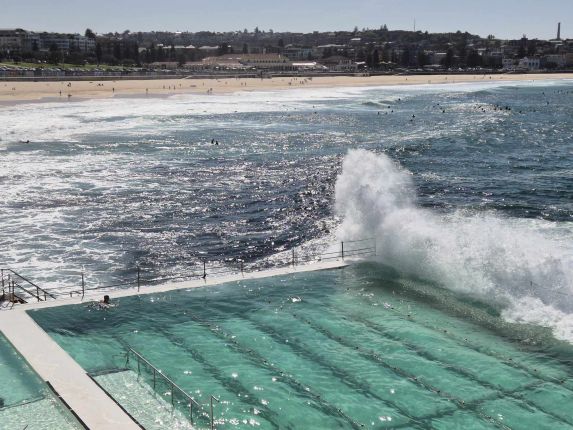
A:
401;47;410;67
48;43;60;65
417;50;427;67
366;52;373;67
95;43;102;64
85;28;96;39
113;42;122;61
177;52;186;67
217;43;229;56
442;48;454;68
466;49;482;67
372;49;380;68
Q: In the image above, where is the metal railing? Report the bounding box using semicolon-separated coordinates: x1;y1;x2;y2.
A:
1;238;376;306
1;268;57;303
125;347;219;428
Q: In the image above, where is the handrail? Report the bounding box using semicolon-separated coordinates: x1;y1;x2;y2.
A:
210;395;220;430
11;281;42;302
1;269;56;300
1;238;376;306
125;347;205;426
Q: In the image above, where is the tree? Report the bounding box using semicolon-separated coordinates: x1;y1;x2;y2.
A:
113;42;122;61
48;43;60;64
95;43;102;64
366;52;373;68
372;49;380;68
242;43;248;54
401;47;410;67
85;28;96;39
417;50;427;67
466;49;482;67
442;48;454;68
217;43;229;56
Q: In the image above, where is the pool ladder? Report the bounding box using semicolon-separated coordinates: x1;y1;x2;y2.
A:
126;347;220;429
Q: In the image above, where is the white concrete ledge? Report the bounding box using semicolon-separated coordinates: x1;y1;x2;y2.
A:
19;259;349;311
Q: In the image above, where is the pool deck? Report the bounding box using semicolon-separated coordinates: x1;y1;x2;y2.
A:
0;259;348;429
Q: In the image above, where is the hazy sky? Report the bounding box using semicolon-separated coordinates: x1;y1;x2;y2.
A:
1;0;571;40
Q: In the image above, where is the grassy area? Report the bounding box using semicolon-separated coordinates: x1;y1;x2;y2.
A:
0;61;129;71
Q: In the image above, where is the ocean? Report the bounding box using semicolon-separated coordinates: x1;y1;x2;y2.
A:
1;79;572;342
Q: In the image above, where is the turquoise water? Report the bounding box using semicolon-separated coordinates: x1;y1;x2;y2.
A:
1;80;572;344
0;332;83;429
29;264;573;429
0;332;44;408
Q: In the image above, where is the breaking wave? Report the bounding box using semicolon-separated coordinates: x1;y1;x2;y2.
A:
335;149;573;342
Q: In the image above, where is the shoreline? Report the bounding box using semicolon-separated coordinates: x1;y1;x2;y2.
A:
1;73;573;104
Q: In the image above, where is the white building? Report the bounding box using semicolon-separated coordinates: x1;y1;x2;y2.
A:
517;57;540;71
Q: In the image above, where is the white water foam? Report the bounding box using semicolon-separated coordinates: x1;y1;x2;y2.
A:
335;149;573;342
2;79;570;145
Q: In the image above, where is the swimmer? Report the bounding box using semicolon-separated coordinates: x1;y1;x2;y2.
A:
92;294;115;309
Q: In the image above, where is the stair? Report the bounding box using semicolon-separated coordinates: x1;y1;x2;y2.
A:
92;370;199;430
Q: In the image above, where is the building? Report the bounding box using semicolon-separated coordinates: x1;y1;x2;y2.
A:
0;29;27;51
429;52;447;65
502;58;515;70
319;55;357;71
517;57;540;71
185;53;296;71
283;45;314;60
542;54;566;68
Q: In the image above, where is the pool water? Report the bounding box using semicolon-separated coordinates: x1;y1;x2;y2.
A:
29;264;573;429
0;332;84;430
92;369;194;430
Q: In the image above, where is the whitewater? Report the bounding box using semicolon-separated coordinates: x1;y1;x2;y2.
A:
335;149;573;342
1;79;572;342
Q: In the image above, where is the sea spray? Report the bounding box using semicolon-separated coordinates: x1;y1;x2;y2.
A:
335;149;573;341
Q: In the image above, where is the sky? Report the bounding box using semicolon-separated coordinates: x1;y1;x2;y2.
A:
1;0;571;40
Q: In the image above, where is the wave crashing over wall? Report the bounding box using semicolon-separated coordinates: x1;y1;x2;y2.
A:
335;149;573;342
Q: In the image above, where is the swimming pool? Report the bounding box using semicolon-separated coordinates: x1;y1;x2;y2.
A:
29;264;573;429
0;331;84;429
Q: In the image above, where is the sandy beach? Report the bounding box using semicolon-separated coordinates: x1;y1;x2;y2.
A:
1;73;572;103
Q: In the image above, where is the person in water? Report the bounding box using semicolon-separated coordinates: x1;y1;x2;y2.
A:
96;295;113;309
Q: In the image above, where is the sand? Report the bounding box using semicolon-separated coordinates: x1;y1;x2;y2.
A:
1;73;572;103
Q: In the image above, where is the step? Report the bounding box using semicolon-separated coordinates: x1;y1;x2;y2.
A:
93;370;199;430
